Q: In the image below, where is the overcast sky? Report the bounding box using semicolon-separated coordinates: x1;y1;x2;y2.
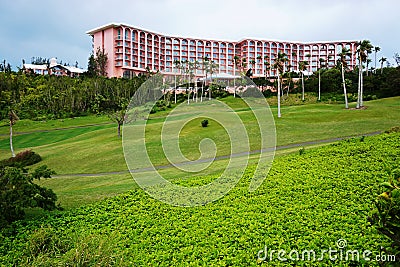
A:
0;0;399;70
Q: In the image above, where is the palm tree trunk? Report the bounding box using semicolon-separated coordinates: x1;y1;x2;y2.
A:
318;70;321;101
357;59;362;108
360;68;364;107
10;122;15;157
301;72;305;101
277;72;281;118
341;64;348;109
174;73;177;104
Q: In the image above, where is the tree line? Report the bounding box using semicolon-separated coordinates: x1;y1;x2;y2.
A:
0;72;146;120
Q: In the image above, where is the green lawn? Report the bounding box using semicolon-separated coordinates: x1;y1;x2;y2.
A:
2;132;399;266
0;96;399;208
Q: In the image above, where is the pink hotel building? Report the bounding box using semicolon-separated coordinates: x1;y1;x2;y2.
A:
87;23;358;79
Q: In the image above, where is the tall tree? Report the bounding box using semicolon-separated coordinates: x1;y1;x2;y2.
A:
273;52;288;118
318;58;325;101
9;110;19;157
95;47;108;77
374;46;380;73
299;61;308;101
201;57;210;102
338;47;351;109
208;60;218;100
232;55;240;97
173;60;181;104
379;57;387;74
357;40;373;108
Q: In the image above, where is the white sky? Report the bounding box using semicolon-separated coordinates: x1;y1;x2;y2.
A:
0;0;399;69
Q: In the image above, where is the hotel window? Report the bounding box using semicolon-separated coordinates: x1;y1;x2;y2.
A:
166;51;171;55
173;52;179;55
220;60;225;64
166;45;171;49
182;52;187;56
190;40;195;45
213;42;218;47
182;40;188;44
228;43;233;48
190;52;195;56
228;49;233;53
205;48;211;52
117;29;121;39
174;45;179;50
213;54;218;58
249;41;255;45
220;43;226;48
257;47;261;52
198;47;203;52
213;48;217;52
166;56;171;60
249;47;254;51
220;54;225;58
125;30;129;39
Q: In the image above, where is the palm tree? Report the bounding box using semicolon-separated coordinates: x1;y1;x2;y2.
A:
374;46;380;73
201;57;210;102
298;61;308;101
193;60;200;102
357;40;373;108
338;47;351;109
9;110;19;157
208;60;218;100
173;60;181;104
318;58;325;101
232;55;240;97
379;57;387;74
273;52;288;118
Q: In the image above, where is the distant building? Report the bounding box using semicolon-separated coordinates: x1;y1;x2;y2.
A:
86;23;358;78
23;58;86;77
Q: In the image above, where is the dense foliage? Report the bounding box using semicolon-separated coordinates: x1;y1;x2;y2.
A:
0;73;146;120
253;66;400;100
0;149;42;168
0;133;399;266
369;169;400;259
0;157;58;227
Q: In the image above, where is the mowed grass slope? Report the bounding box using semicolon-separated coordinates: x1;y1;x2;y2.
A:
0;96;398;208
0;96;398;175
1;133;399;266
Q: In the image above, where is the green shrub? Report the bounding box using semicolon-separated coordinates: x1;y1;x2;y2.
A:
0;149;42;168
385;126;400;134
0;165;58;227
201;119;209;127
368;169;400;260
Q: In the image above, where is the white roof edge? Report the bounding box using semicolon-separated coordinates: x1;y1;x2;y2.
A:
86;22;359;45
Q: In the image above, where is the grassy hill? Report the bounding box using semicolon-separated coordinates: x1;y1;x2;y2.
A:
0;96;399;208
1;132;399;266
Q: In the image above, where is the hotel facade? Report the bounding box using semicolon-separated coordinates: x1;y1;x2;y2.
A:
87;23;358;79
